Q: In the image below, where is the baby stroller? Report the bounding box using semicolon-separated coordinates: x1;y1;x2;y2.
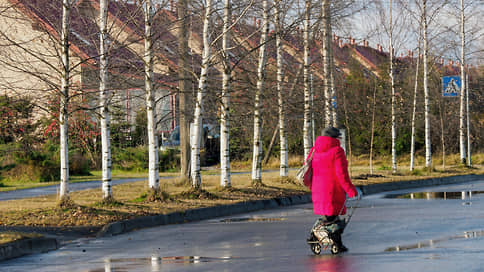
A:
307;199;358;255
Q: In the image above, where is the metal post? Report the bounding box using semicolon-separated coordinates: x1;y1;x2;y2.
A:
310;73;315;143
466;73;471;166
340;128;346;155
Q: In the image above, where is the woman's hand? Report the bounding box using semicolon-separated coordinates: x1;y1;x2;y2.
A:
355;187;363;200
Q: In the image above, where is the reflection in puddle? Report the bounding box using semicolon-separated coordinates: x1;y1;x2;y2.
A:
306;254;353;272
218;217;286;223
89;256;235;272
386;190;484;200
385;230;484;252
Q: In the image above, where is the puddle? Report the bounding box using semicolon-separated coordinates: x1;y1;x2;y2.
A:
386;190;484;200
385;230;484;252
88;256;235;271
218;217;286;223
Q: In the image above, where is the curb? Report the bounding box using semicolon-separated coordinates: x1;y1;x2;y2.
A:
0;237;58;262
97;194;312;237
359;174;483;195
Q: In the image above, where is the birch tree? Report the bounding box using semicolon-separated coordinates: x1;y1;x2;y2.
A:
99;0;113;201
303;0;312;159
321;0;332;127
251;0;269;185
59;0;72;202
144;0;160;192
458;0;466;164
410;40;421;172
422;0;431;168
275;0;288;177
389;0;397;173
329;8;337;128
191;0;212;189
330;46;337;127
220;0;231;187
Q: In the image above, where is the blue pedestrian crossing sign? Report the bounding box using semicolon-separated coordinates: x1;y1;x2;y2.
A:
442;76;461;97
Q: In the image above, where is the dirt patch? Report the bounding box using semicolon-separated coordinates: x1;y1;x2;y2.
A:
353;174;386;180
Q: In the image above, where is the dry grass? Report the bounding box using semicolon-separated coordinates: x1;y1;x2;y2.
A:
0;153;482;229
0;171;307;227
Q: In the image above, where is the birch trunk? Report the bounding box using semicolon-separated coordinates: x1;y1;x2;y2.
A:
328;8;337;127
191;0;212;188
178;0;191;181
410;45;420;172
423;0;431;168
100;0;112;200
251;0;269;184
389;0;397;173
59;0;71;200
322;0;331;127
330;59;337;127
459;0;466;164
275;0;288;177
303;0;312;159
145;0;159;191
220;0;231;187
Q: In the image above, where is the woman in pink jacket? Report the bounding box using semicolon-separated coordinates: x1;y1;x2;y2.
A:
307;127;359;253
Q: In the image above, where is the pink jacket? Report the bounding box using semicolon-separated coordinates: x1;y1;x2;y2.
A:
309;136;357;216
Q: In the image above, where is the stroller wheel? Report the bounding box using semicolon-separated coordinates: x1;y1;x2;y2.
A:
331;244;340;254
311;243;322;255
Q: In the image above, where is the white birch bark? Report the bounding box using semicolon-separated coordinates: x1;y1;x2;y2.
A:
303;0;312;159
459;0;466;164
275;0;288;177
59;0;71;199
251;0;269;184
422;0;432;168
410;45;420;172
328;7;337;127
330;57;337;127
145;0;159;190
389;0;397;173
100;0;112;199
322;0;331;127
191;0;212;188
220;0;231;187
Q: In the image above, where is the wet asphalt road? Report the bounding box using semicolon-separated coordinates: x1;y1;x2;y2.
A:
3;179;484;272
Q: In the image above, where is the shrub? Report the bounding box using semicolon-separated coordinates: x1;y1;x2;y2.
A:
159;148;179;172
70;152;91;176
112;146;148;172
4;160;59;183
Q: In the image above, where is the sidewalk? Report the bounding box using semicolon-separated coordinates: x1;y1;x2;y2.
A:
1;174;482;262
